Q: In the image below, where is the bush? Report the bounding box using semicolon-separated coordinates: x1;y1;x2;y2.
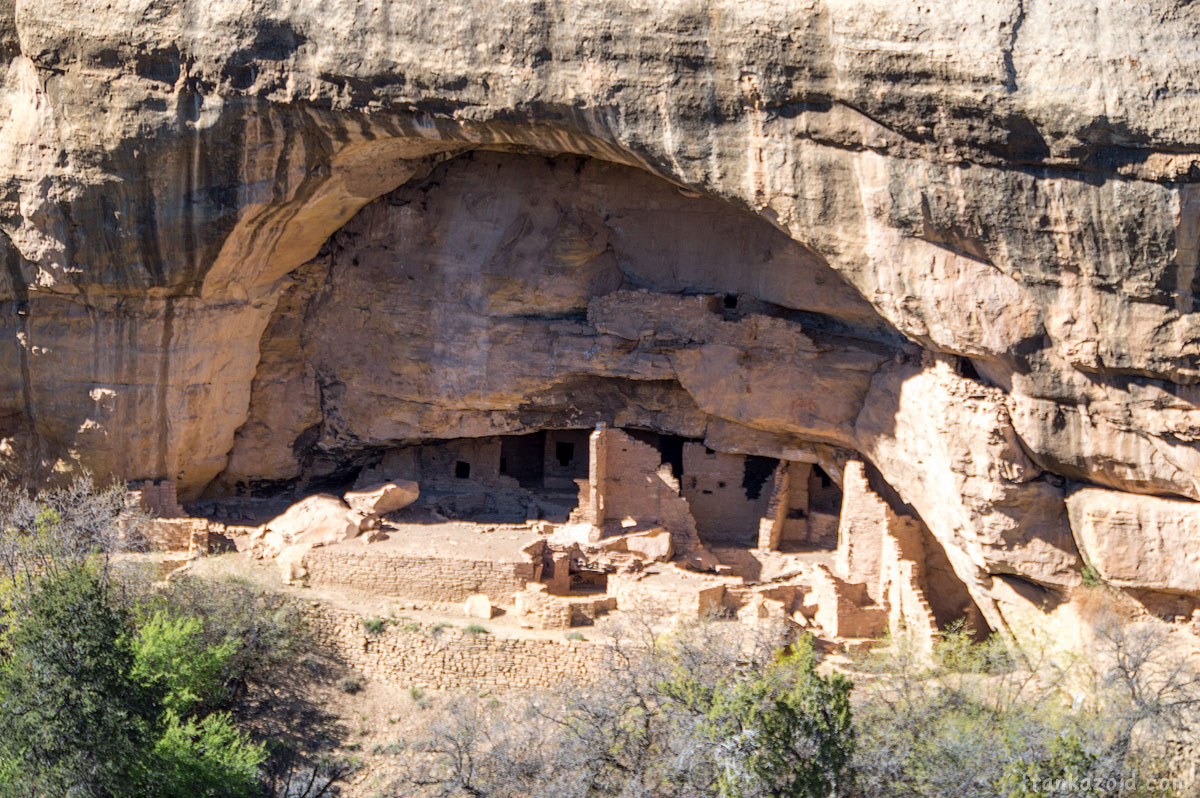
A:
852;620;1189;798
131;610;237;715
152;712;265;798
125;574;306;704
363;617;388;635
662;635;855;798
339;677;364;694
0;566;158;797
401;619;855;798
463;623;490;635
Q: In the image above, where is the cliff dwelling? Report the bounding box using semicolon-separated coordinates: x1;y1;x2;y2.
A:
116;147;990;652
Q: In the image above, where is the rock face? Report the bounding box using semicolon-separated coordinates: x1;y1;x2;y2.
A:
1067;488;1200;596
5;0;1200;630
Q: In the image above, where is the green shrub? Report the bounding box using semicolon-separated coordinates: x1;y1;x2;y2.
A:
0;566;158;797
131;610;237;715
662;634;856;798
363;617;387;635
339;677;364;694
463;623;490;635
152;712;265;798
1081;562;1103;587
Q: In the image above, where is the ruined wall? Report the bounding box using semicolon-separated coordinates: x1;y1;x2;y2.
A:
304;605;609;689
303;548;539;604
758;462;815;550
680;443;774;547
586;427;699;546
542;430;590;490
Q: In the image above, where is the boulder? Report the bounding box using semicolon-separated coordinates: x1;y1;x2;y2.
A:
344;481;420;516
624;528;674;562
463;593;494;620
277;543;314;585
258;495;359;558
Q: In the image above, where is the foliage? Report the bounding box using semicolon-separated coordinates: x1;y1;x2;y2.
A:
0;566;158;798
124;572;306;704
0;482;349;798
1082;562;1103;588
399;618;856;798
131;610;237;716
852;622;1189;798
0;475;134;648
463;624;490;635
363;617;388;635
151;712;266;798
660;635;855;798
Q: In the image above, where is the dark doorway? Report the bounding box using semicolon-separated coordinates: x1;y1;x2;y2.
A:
500;432;546;489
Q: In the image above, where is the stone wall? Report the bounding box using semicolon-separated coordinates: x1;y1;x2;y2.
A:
879;516;940;655
835;459;940;651
835;461;890;602
143;518;208;553
130;480;186;518
542;430;590;490
585;427;699;547
303;547;540;604
809;564;887;639
758;462;812;549
303;604;611;689
681;443;774;547
363;439;506;489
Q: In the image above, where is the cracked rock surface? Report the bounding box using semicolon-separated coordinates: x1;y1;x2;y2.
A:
4;0;1200;628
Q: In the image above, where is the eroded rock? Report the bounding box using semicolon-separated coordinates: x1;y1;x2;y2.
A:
344;481;420;517
5;0;1200;633
1067;488;1200;595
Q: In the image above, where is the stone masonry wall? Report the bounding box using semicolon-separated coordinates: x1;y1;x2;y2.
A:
303;604;611;689
590;427;699;546
131;480;186;518
681;443;773;546
834;461;888;602
758;462;812;549
303;548;539;603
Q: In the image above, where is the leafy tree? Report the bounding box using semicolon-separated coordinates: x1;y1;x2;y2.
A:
0;566;158;798
150;712;265;798
131;610;237;716
662;636;856;798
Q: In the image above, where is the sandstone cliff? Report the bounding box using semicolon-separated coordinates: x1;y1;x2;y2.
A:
4;0;1200;633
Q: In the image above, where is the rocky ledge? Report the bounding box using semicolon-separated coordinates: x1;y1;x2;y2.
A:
4;0;1200;636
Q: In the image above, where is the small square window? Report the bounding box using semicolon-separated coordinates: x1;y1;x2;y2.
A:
454;461;471;479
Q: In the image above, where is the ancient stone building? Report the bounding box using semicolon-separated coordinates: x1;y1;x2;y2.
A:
7;0;1200;645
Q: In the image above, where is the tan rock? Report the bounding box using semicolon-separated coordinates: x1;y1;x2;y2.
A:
344;481;420;516
258;495;359;558
463;594;494;620
9;0;1200;639
624;528;674;562
277;543;314;585
1067;488;1200;595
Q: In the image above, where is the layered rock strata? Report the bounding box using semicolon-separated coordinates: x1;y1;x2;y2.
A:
5;1;1200;632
